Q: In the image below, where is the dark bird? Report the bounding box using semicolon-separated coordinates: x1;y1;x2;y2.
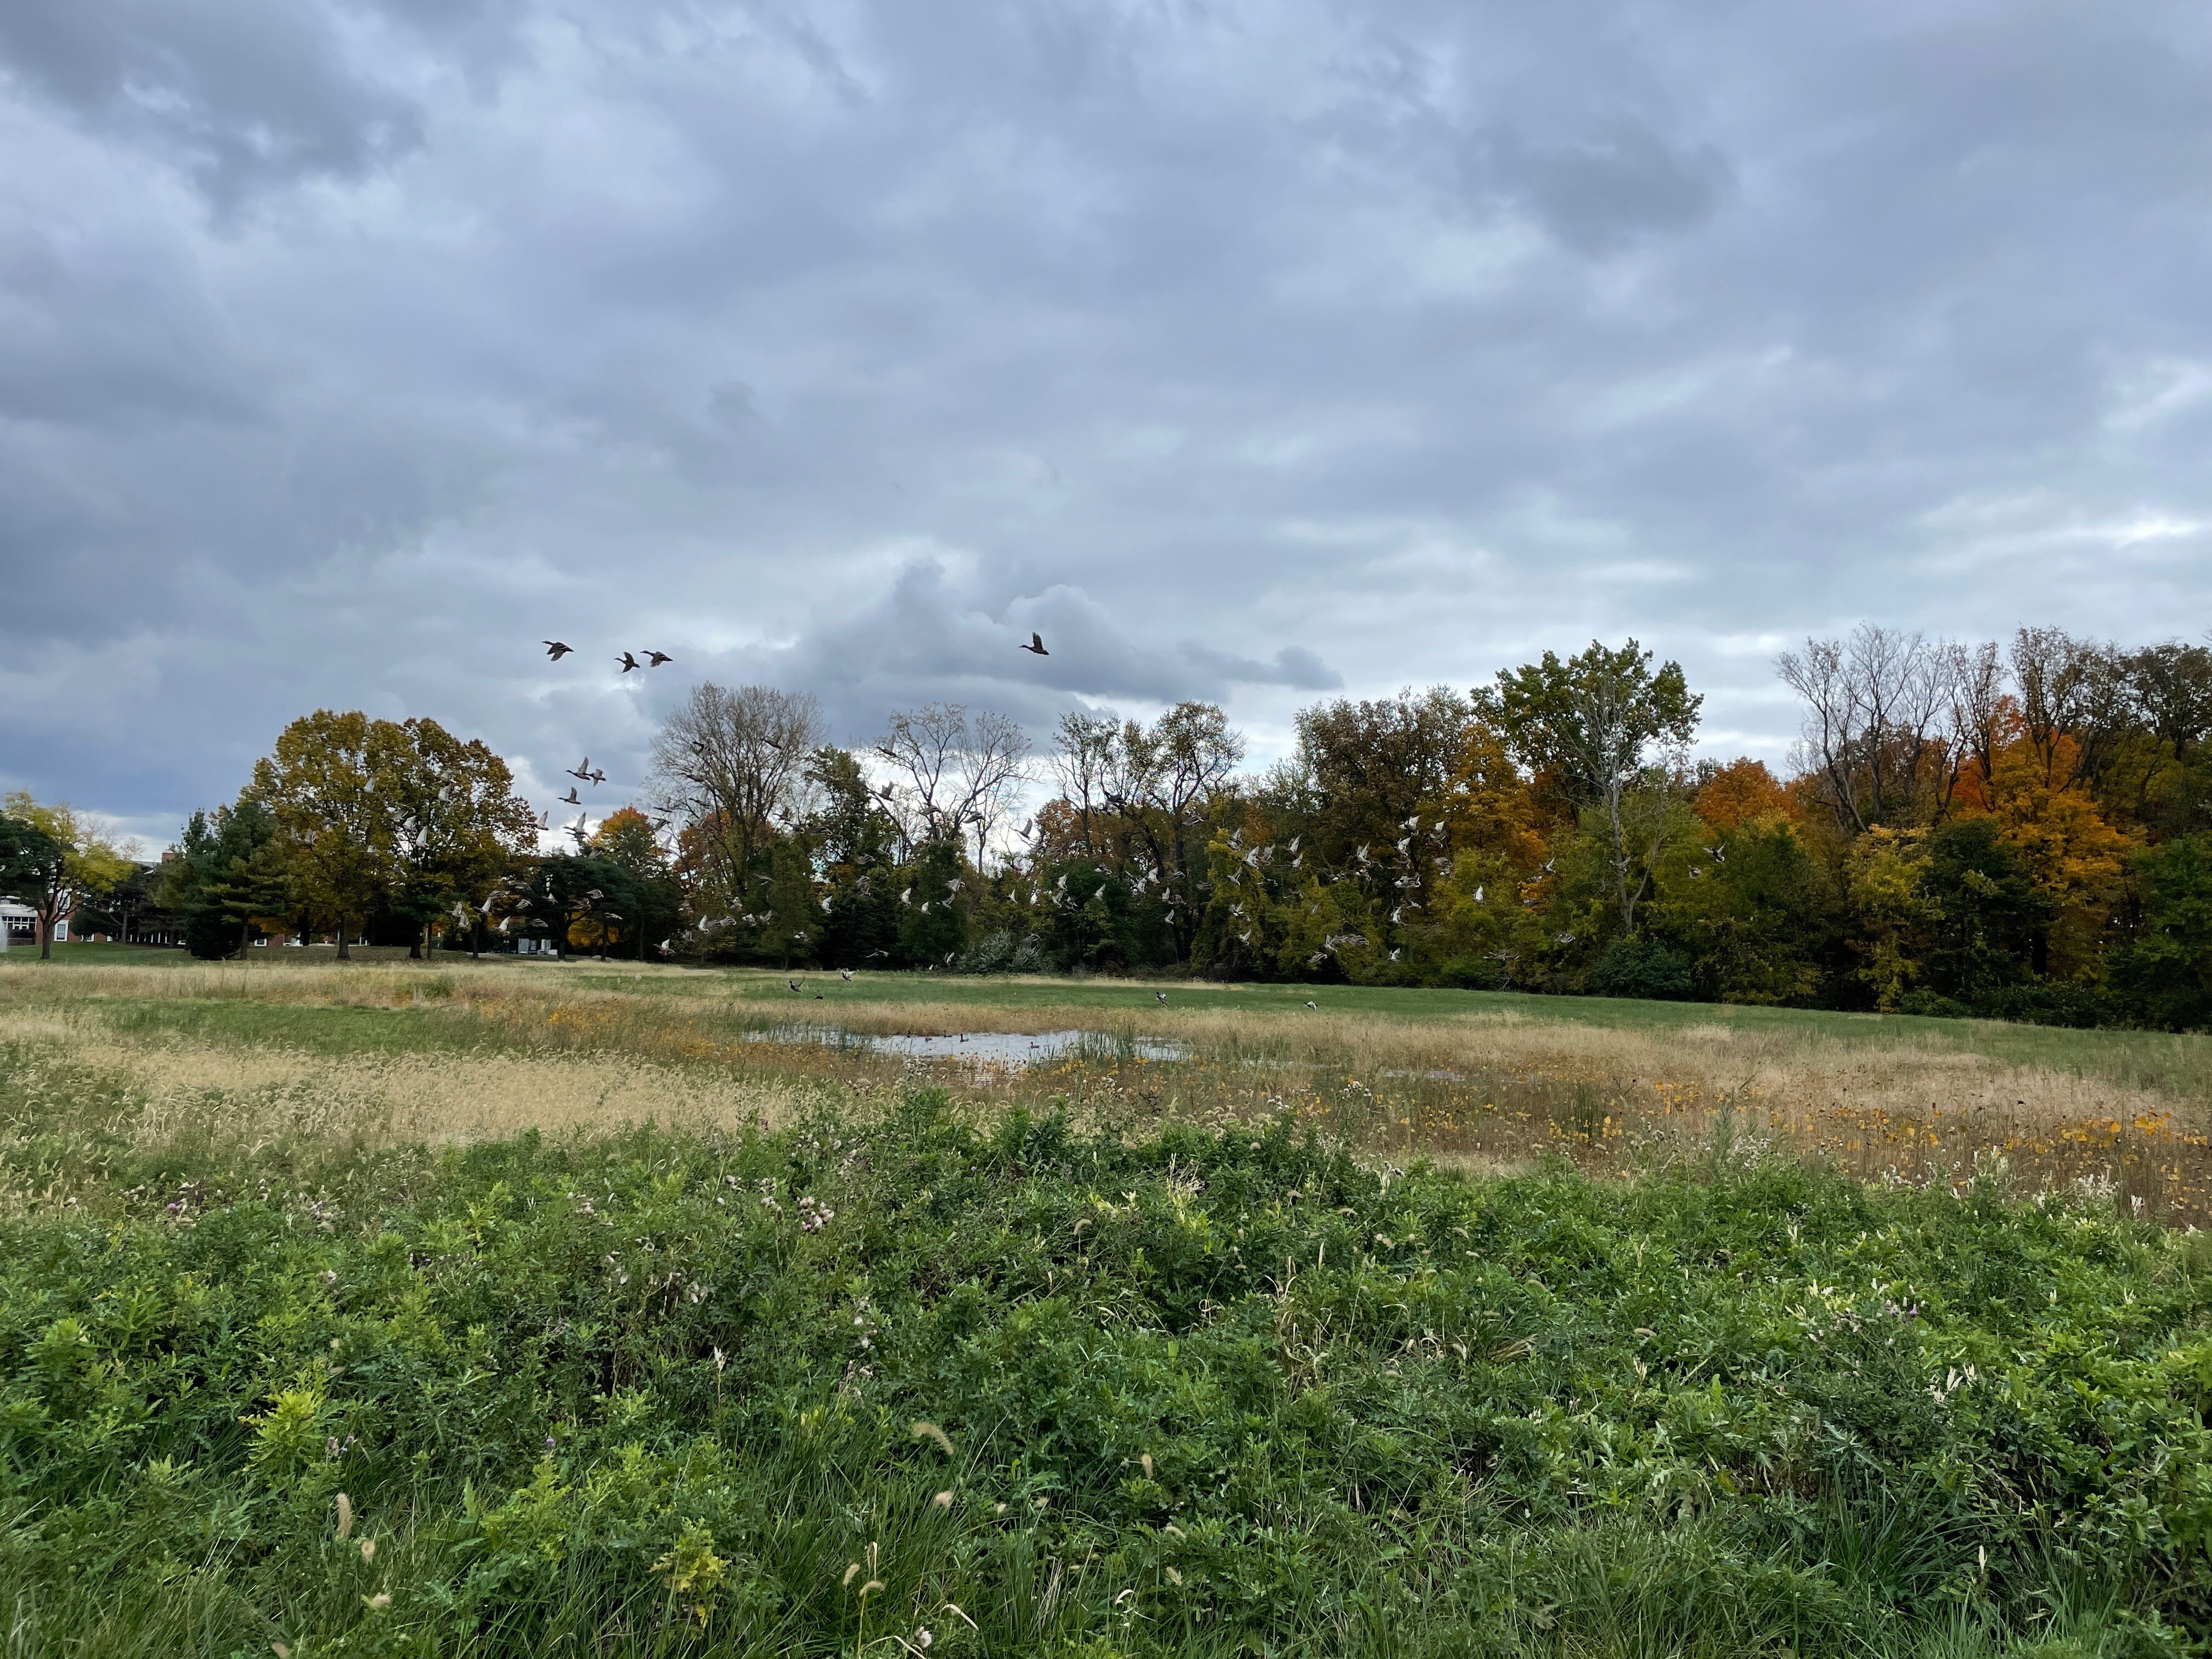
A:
568;758;593;780
587;769;606;786
840;968;854;981
1020;632;1049;656
788;979;803;993
645;650;674;667
617;651;641;673
544;641;574;660
560;787;580;805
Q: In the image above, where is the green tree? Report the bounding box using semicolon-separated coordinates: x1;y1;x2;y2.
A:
0;814;65;956
2108;836;2212;1030
1475;641;1701;935
1654;815;1833;1006
163;797;283;959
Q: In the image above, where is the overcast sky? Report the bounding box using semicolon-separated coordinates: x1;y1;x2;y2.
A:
4;0;2210;847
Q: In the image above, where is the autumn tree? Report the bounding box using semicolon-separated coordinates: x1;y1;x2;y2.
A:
252;712;386;958
375;718;539;957
1476;640;1701;936
0;793;134;960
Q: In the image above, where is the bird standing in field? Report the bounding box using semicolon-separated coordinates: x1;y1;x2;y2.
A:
1021;633;1049;656
617;651;641;673
544;641;574;661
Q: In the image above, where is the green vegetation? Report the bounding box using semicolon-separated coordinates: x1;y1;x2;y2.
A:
4;995;2212;1654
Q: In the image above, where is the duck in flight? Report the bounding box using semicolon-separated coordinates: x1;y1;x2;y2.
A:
560;786;581;805
544;640;574;661
1021;633;1049;656
617;651;641;673
646;650;674;667
567;758;593;781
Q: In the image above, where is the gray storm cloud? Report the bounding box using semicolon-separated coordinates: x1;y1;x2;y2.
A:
2;0;2209;845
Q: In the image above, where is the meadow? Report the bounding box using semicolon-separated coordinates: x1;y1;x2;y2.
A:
3;952;2212;1655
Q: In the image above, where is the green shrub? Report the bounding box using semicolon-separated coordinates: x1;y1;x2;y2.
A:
0;1091;2207;1655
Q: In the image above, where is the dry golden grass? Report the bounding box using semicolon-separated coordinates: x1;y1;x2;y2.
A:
7;958;2209;1220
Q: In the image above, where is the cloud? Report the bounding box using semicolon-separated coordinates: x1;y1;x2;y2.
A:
0;0;421;207
2;0;2210;836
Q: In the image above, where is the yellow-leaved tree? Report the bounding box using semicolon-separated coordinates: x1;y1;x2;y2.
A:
0;792;136;960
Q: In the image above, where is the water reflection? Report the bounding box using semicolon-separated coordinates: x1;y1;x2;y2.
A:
743;1026;1187;1066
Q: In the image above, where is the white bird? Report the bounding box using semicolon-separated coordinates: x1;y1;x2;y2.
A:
1389;948;1401;961
840;968;854;981
1155;991;1168;1003
1304;999;1317;1009
1403;815;1419;831
900;887;913;906
1474;885;1485;903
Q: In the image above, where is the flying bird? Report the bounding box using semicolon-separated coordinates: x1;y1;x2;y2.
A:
568;758;593;780
1155;991;1168;1003
840;968;854;981
560;787;580;805
788;979;803;994
544;641;574;660
646;650;674;667
617;651;641;673
1021;633;1049;656
1304;999;1318;1010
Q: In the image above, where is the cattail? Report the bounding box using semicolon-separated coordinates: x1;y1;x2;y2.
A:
933;1490;953;1509
911;1420;953;1456
335;1493;353;1541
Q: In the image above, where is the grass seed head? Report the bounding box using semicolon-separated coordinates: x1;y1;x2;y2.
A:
912;1420;953;1455
335;1492;353;1540
934;1489;953;1509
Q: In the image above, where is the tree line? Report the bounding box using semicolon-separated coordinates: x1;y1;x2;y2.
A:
7;623;2207;1028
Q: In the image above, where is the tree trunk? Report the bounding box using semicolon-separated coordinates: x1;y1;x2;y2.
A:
337;921;351;961
239;919;252;960
409;924;423;960
37;909;50;961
